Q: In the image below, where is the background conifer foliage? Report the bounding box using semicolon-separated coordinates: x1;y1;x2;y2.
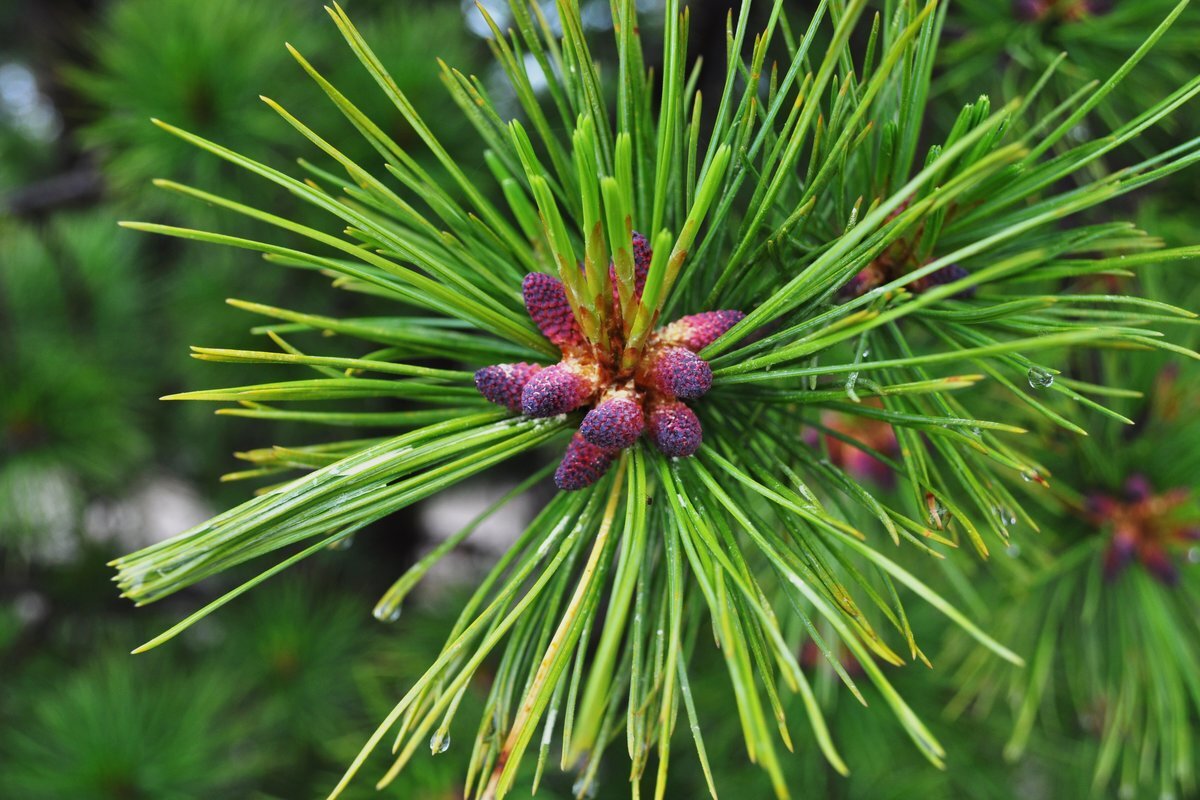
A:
2;1;1198;798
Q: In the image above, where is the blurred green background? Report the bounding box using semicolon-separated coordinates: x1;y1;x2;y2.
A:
1;1;1196;798
0;2;562;797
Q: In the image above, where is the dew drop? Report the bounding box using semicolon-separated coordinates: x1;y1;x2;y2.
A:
572;776;599;799
330;535;355;551
1026;366;1055;389
1006;544;1021;558
1188;548;1199;564
1021;469;1037;483
373;604;402;623
430;733;450;754
926;493;948;529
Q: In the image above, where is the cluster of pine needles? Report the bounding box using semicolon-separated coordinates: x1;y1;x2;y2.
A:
108;1;1200;798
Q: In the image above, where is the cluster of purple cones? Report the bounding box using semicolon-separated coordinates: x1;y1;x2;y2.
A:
1087;475;1199;587
474;233;744;490
1013;0;1112;22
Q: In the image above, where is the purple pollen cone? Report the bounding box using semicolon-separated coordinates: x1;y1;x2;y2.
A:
523;272;584;348
1125;474;1153;502
555;432;618;491
610;231;653;305
580;396;645;449
631;231;651;290
648;347;712;400
914;264;975;298
1141;543;1180;587
1012;0;1049;20
1102;529;1137;581
520;363;595;417
840;263;885;298
647;401;702;457
660;310;745;351
474;363;542;412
